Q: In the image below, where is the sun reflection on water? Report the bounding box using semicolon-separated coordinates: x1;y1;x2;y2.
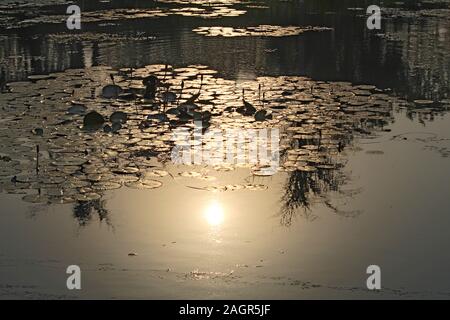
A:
204;201;225;227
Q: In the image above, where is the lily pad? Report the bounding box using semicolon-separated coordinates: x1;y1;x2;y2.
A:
125;179;163;189
102;85;123;99
110;111;128;124
83;111;105;130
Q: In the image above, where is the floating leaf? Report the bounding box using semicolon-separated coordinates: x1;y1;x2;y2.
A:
145;169;169;178
110;111;128;124
112;167;140;175
297;165;317;172
76;193;102;202
91;181;122;191
83;111;105;130
179;171;202;178
68;104;87;115
102;84;123;99
125;179;163;189
225;184;245;191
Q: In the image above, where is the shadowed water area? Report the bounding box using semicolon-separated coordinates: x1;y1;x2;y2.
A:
1;0;450;299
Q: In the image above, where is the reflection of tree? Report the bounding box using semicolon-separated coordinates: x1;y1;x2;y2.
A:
73;199;112;227
280;171;314;225
279;165;346;226
278;114;380;226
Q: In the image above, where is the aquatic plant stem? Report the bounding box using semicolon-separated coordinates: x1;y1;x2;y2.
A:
36;145;39;175
177;81;184;106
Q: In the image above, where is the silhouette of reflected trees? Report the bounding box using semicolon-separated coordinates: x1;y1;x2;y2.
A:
73;198;112;227
278;114;391;226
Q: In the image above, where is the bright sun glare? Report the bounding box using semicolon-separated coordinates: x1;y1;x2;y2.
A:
204;201;225;227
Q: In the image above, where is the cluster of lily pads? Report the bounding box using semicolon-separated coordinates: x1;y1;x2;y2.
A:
0;4;249;29
192;25;333;37
0;62;407;207
45;32;156;43
159;0;243;5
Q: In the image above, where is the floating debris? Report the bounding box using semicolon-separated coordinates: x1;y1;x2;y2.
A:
366;150;385;155
31;128;44;136
193;25;333;37
246;184;269;191
184;269;235;281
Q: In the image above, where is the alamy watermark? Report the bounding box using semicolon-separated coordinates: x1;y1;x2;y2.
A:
66;265;81;290
366;265;381;290
171;121;280;173
367;5;381;30
66;5;81;30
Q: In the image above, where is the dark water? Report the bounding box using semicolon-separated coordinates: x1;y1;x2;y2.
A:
1;0;449;102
